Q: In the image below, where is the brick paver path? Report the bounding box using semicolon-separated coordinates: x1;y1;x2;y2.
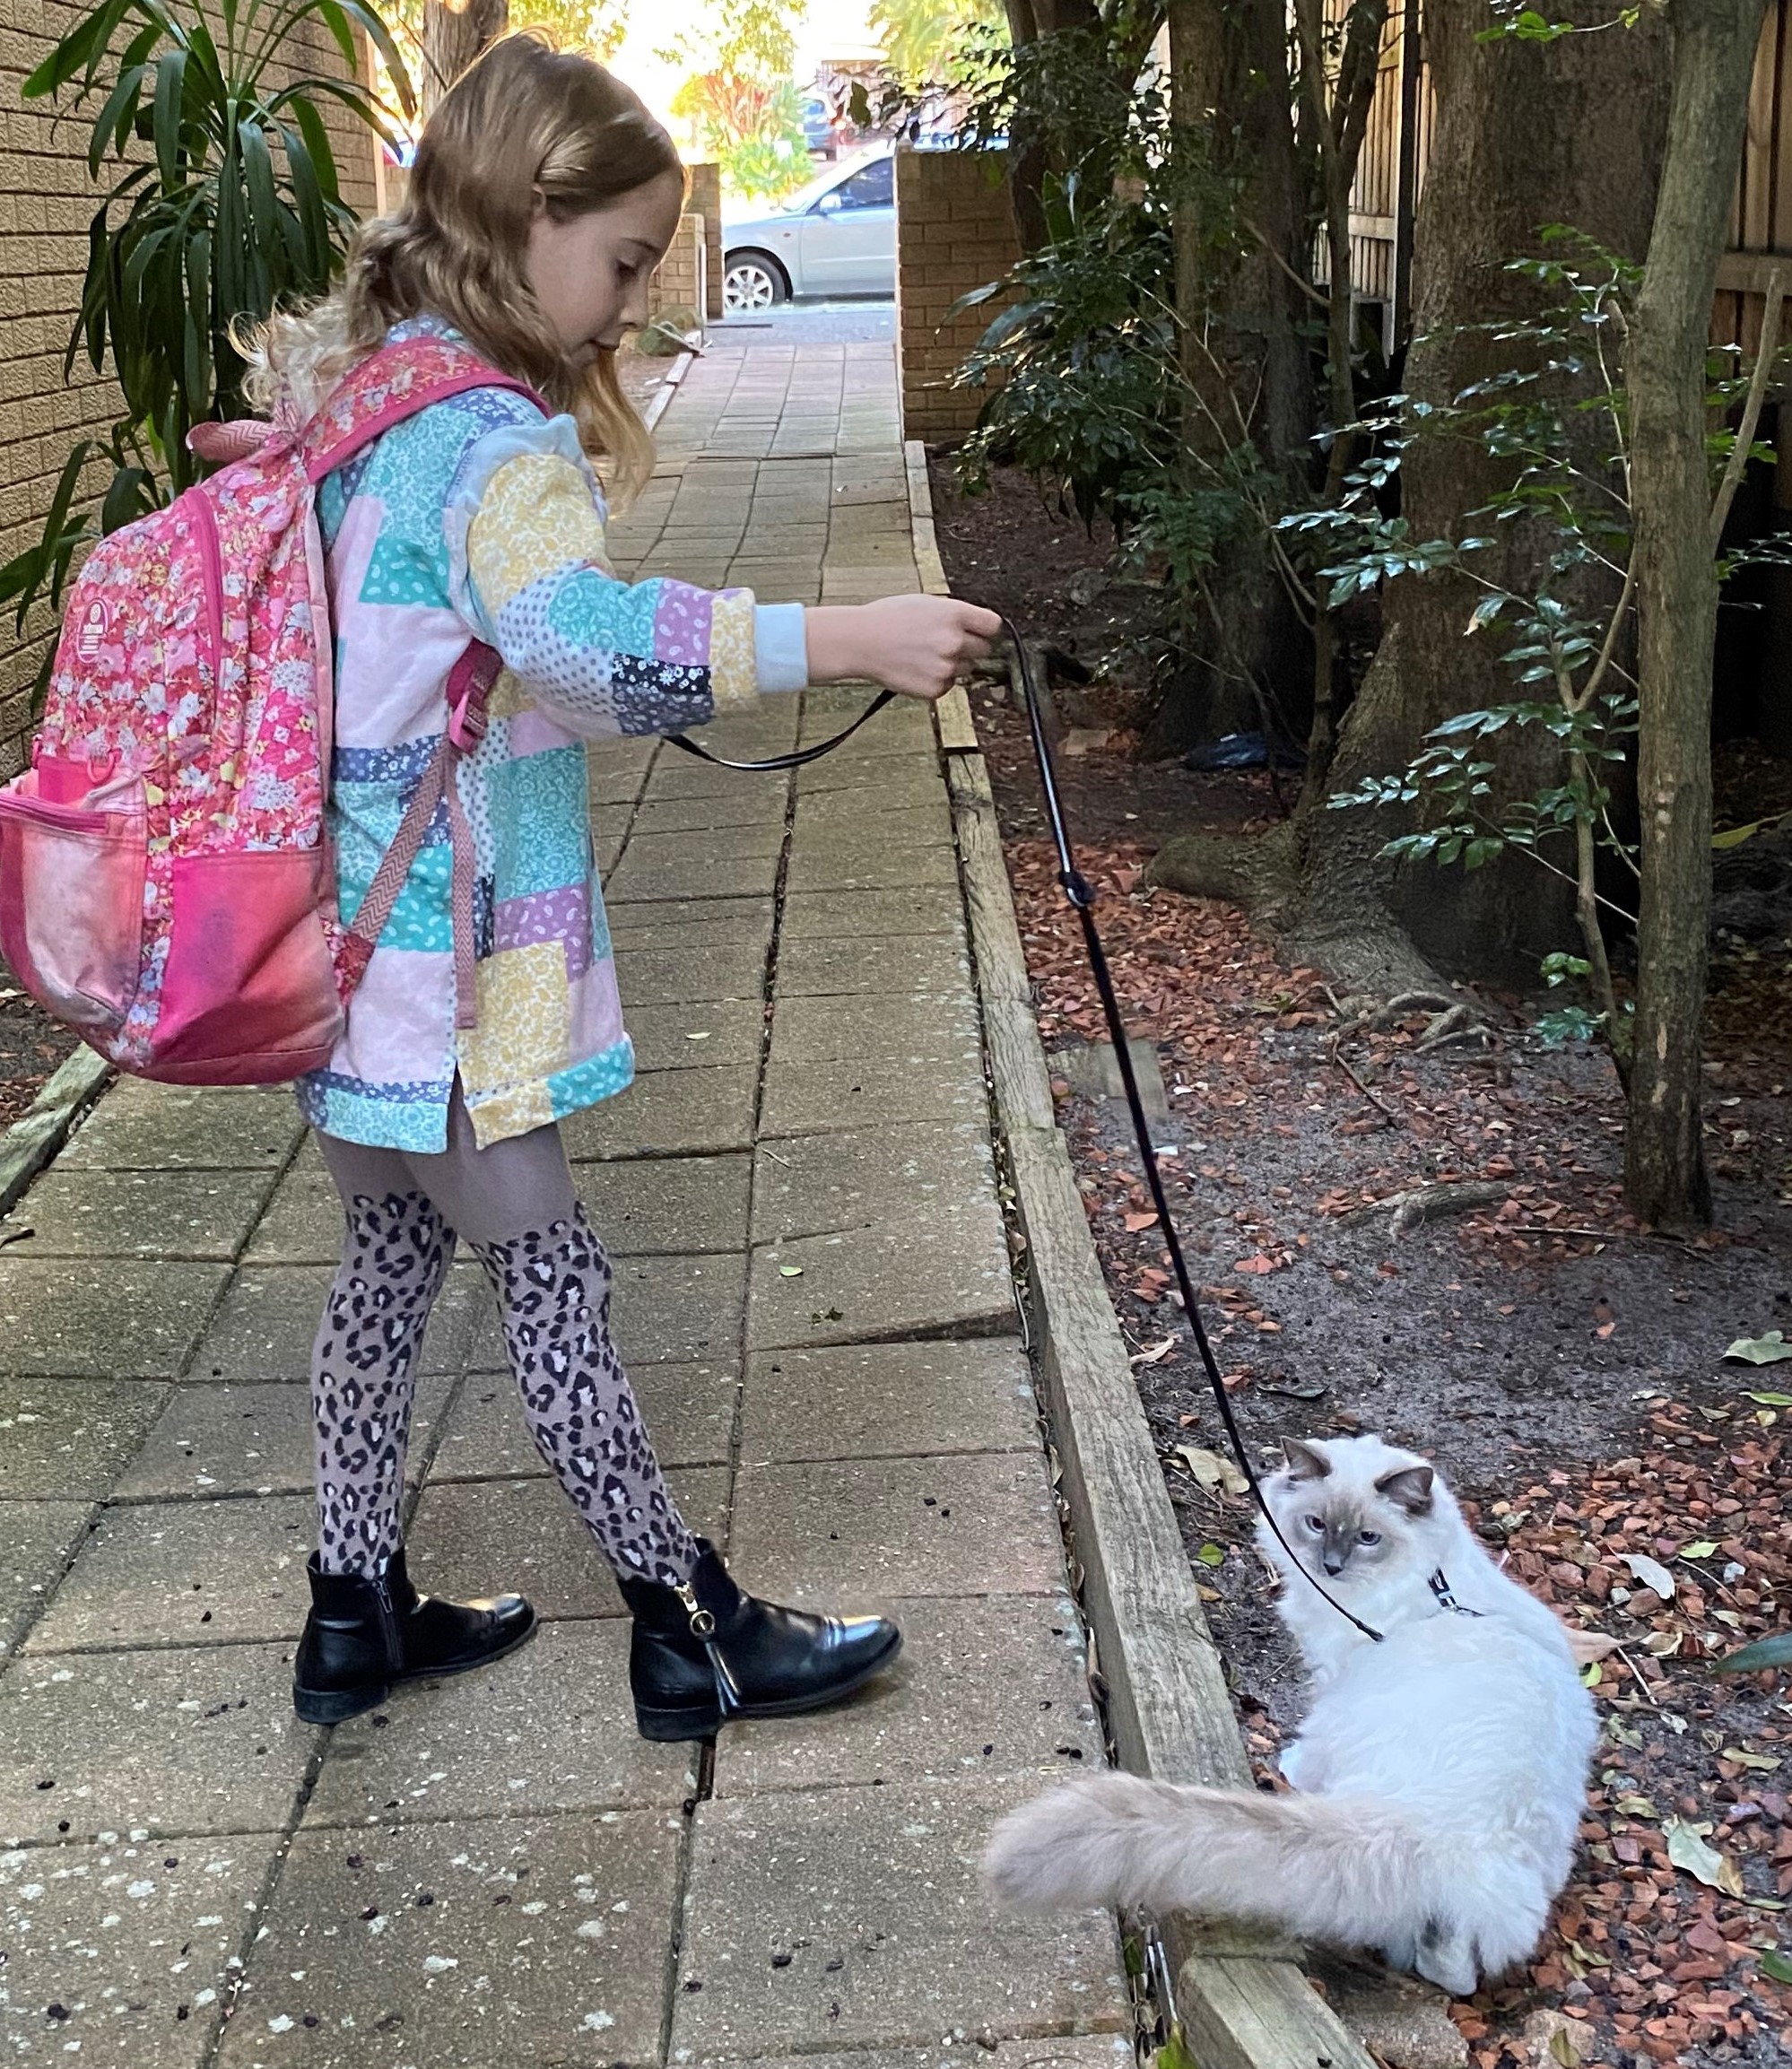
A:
0;329;1129;2069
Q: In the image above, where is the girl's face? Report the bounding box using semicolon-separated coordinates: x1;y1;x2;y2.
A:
525;168;685;368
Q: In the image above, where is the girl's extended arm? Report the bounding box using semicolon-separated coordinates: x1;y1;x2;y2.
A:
450;416;801;738
449;410;1000;734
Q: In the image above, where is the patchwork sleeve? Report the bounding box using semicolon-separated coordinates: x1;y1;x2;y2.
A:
444;406;807;739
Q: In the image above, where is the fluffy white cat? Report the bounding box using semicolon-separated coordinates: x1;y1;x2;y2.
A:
983;1434;1597;1995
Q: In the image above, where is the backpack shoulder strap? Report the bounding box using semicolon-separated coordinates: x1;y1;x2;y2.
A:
302;335;549;485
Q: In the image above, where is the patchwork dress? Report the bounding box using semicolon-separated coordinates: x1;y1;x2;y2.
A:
296;320;807;1152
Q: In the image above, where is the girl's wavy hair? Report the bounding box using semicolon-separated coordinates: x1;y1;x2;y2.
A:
242;31;683;504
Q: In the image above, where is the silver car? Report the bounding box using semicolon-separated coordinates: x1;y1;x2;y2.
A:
722;149;896;310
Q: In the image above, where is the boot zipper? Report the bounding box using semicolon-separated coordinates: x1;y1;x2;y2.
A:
674;1580;716;1637
673;1581;738;1716
371;1569;404;1668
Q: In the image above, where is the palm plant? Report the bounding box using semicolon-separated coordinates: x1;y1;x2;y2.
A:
2;0;411;654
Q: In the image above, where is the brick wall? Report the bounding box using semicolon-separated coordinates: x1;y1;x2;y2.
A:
0;2;378;778
893;144;1019;442
645;210;706;334
685;163;724;322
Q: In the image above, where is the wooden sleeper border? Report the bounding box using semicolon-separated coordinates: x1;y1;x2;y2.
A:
907;439;1377;2069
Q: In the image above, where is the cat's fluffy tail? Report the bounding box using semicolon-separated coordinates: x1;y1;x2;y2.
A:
985;1773;1511;1970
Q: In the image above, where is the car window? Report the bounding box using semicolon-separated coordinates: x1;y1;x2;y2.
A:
832;157;893;210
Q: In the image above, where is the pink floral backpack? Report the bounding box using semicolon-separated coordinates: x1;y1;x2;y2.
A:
0;335;540;1083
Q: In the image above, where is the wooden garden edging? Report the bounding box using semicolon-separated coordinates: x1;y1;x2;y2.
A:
907;439;1378;2069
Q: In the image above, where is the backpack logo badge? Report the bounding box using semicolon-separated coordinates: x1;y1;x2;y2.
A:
75;602;108;662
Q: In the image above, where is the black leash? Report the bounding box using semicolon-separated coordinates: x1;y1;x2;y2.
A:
996;620;1384;1645
667;690;896;770
659;639;1381;1640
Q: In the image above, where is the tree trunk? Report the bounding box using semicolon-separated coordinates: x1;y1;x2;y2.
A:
1153;0;1311;752
422;0;508;118
1623;0;1768;1228
1296;0;1670;987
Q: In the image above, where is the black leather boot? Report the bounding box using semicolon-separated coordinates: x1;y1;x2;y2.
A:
291;1547;538;1725
617;1537;900;1742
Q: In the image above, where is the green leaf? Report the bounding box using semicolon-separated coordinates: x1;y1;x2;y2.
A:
1726;1332;1792;1366
1713;1631;1792;1676
152;47;187;193
1760;1949;1792;1986
1679;1540;1720;1560
22;0;129;98
1196;1543;1225;1569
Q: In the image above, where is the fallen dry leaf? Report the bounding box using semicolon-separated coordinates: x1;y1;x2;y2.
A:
1663;1817;1746;1898
1174;1444;1250;1498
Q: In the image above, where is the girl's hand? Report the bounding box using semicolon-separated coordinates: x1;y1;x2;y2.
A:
805;595;1003;700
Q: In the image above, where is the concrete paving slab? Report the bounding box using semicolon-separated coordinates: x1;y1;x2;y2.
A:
779;886;964;941
730;1455;1061;1607
607;1251;747;1367
677;709;803;755
773;934;972;999
559;1069;758;1161
404;1468;729;1620
186;1263;486;1384
614;940;768;1008
59;1082;307;1171
0;1260;231;1378
23;1495;313;1651
644;752;794;802
709;1594;1099;1796
302;1620;692;1827
670;1779;1127;2056
683;2040;1134;2069
784;845;961;897
0;1379;170;1499
751;1122;996;1246
587;764;652;809
769;994;980;1068
791;749;945;795
606;895;775;947
747;1204;1013;1350
607;839;782;907
795;705;936;754
243;1166;344;1264
629;790;788;838
213;1811;684;2069
113;1378;454;1502
0;1166;280;1262
0;1500;92;1656
576;1153;751;1255
624;999;763;1074
0;1832;278;2069
738;1343;1036;1465
0;1639;312;1843
790;791;954;844
433;1362;736;1478
759;1052;990;1142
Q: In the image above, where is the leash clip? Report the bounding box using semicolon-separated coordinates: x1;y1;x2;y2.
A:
1427;1567;1482;1617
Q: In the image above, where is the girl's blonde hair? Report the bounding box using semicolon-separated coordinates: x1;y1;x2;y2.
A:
244;31;683;503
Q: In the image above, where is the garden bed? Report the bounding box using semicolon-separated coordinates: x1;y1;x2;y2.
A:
0;974;79;1134
932;450;1792;2069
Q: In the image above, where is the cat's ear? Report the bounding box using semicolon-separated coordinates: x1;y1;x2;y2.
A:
1283;1439;1332;1482
1375;1464;1436;1515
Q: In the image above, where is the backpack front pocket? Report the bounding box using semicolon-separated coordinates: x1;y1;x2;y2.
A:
0;788;147;1033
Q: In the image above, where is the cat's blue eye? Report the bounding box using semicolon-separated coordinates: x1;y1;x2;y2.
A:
1359;1530;1381;1546
1303;1515;1324;1533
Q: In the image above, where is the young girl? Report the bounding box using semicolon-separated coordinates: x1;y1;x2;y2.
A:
251;33;1000;1738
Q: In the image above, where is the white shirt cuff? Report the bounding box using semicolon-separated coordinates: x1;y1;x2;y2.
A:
752;604;809;693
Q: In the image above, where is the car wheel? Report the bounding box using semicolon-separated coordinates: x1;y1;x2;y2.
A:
724;255;787;313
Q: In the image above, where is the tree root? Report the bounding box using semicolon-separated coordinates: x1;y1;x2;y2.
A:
1337;1180;1509;1237
1144;821;1301;929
